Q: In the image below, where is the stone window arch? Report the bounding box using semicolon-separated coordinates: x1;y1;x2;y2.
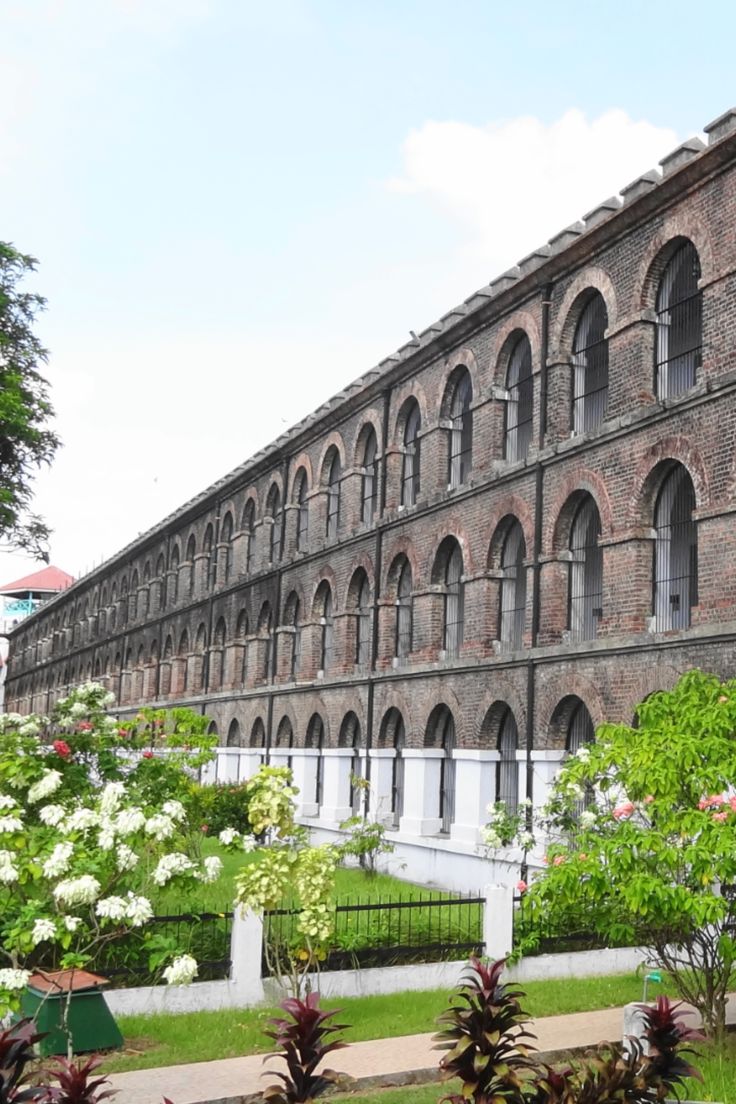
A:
184;540;195;598
348;568;371;669
339;711;363;814
220;513;234;584
203;525;214;590
323;448;341;540
249;717;265;748
379;707;406;828
443;367;473;488
242;500;256;573
655;239;702;400
653;462;697;630
497;707;519;812
567;495;603;642
293;468;309;552
170;544;180;604
257;601;272;682
504;333;533;462
283;590;301;679
572;292;608;434
399;397;421;507
392;555;413;662
358;425;379;524
496;518;526;651
226;718;242;747
314;581;334;674
425;704;456;834
266;483;282;564
433;537;464;658
306;713;325;806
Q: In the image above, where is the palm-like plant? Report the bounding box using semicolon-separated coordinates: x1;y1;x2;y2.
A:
0;1019;47;1104
262;991;350;1104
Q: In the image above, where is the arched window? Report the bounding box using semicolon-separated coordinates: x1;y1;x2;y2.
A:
130;572;139;621
227;719;242;747
266;484;282;563
569;496;602;642
243;501;256;574
195;624;207;690
653;464;697;630
380;708;405;828
250;717;265;748
339;713;363;815
572;293;608;434
317;583;334;674
505;335;533;462
395;558;413;661
258;602;272;682
275;716;294;772
325;450;341;539
656;241;702;400
499;521;526;651
294;469;309;552
567;700;594;753
203;525;214;590
448;369;473;488
178;629;189;692
211;617;226;689
235;610;248;684
401;400;421;507
220;514;233;584
497;708;519;812
306;713;325;806
426;705;456;834
438;539;464;657
184;541;194;599
283;592;301;679
351;570;371;668
360;428;379;524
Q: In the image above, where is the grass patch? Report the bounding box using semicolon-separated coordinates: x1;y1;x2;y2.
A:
100;971;678;1075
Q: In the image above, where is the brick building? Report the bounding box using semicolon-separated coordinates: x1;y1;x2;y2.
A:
7;107;736;889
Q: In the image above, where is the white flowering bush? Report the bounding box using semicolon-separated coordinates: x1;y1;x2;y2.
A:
480;798;534;852
0;683;222;1019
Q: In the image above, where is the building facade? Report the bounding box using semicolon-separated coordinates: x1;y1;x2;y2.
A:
7;108;736;889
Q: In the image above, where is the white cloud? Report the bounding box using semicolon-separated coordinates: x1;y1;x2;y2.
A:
389;108;681;284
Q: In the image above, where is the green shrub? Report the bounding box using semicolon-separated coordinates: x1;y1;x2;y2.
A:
190;781;253;835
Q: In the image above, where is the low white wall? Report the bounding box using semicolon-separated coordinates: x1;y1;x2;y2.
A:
508;946;646;983
105;977;263;1016
264;959;469;1003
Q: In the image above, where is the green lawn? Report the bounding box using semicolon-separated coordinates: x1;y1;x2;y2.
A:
100;971;681;1075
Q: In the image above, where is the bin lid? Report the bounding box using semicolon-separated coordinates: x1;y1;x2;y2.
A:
28;969;109;995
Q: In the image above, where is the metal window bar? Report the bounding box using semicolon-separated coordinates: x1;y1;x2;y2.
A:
654;466;697;630
349;737;363;814
245;514;255;573
395;562;413;660
448;374;473;487
320;591;334;671
296;479;309;550
656;242;702;400
444;546;464;656
497;709;519;812
391;720;406;828
402;404;421;506
505;337;533;462
326;457;340;538
438;715;456;834
269;493;282;563
572;295;608;434
569;498;603;642
291;624;301;678
499;523;526;650
356;580;371;668
361;433;378;524
315;734;325;806
566;702;595;818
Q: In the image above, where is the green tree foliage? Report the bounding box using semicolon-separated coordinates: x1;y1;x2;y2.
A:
525;670;736;1037
0;242;59;557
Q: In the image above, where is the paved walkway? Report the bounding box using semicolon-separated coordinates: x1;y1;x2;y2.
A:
107;998;725;1104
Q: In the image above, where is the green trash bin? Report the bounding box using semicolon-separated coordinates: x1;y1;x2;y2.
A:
21;969;123;1057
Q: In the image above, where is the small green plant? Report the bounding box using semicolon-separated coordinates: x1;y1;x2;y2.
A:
262;991;350;1104
189;781;253;835
337;816;394;875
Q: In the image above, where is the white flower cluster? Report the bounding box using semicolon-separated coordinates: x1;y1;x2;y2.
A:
19;720;40;737
31;918;57;946
42;841;74;878
98;827;116;851
0;795;16;810
0;969;30;992
64;916;82;932
152;852;195;886
579;809;598;829
115;843;138;871
576;746;591;762
0;850;18;884
0;814;23;834
519;830;536;850
39;804;66;827
27;770;62;804
144;813;175;841
64;809;99;833
126;894;154;927
53;874;101;906
163;954;198;986
200;855;223;883
481;826;503;849
218;827;256;851
69;702;88;719
162;799;186;822
95;891;153;927
115;807;146;835
99;781;126;815
96;896;128;922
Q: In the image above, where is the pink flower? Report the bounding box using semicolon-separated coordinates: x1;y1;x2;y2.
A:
644;795;655;804
76;721;93;732
579;853;588;861
142;750;154;760
612;801;635;821
719;695;728;703
729;796;736;812
201;824;209;834
118;727;128;738
516;880;527;893
712;811;729;823
52;739;71;758
542;855;549;865
553;855;566;867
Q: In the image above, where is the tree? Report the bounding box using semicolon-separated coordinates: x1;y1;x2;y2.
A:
0;242;59;558
524;670;736;1038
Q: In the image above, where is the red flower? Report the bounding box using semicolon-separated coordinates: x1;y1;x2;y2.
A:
53;739;71;758
612;801;635;821
516;879;527;893
201;824;209;833
142;750;154;759
76;721;93;732
118;727;129;738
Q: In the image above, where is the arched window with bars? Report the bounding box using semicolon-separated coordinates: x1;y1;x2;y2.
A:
395;557;413;661
275;716;294;771
497;708;519;812
243;501;256;574
360;428;379;524
220;513;233;584
435;538;464;657
656;241;702;400
258;602;272;682
499;520;526;651
653;464;697;630
266;484;282;564
316;582;334;674
447;369;473;488
565;698;595;816
426;705;456;834
568;496;603;642
339;712;363;815
350;570;371;668
306;713;325;806
294;469;309;551
170;545;180;604
401;400;421;506
227;718;242;747
203;525;214;590
325;450;341;539
235;610;248;684
379;708;405;828
572;293;608;433
283;591;301;679
504;335;533;462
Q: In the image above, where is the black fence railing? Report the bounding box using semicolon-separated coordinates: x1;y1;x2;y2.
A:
512;893;614;956
93;908;232;988
263;891;484;976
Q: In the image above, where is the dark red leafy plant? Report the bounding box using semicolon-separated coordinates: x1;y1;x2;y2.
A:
261;991;350;1104
0;1019;47;1104
43;1057;116;1104
638;995;704;1098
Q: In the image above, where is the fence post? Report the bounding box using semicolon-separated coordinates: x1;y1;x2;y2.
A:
483;883;514;960
230;908;265;1003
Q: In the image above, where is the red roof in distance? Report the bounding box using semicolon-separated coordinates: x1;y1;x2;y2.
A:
0;565;74;597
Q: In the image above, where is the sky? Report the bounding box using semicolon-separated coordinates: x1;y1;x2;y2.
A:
0;0;734;588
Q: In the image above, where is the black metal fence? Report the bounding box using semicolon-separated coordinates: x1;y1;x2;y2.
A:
94;908;232;988
263;891;484;976
512;892;613;956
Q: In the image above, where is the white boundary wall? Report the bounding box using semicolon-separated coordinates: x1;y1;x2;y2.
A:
104;885;647;1017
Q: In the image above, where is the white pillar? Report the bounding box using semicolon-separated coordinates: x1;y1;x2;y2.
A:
530;750;566;814
200;755;217;785
318;748;353;824
218;748;241;782
399;748;444;836
230;908;265;1003
291;749;320;817
450;750;499;845
239;749;264;781
483;883;514;961
367;748;396;825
